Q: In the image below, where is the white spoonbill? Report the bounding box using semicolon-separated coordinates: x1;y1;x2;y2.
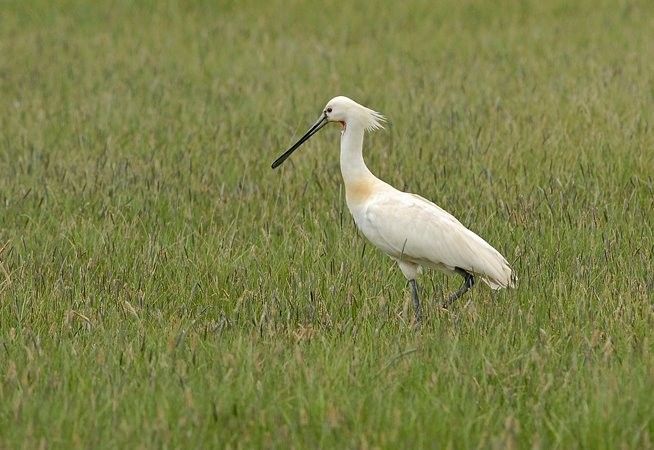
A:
272;96;515;322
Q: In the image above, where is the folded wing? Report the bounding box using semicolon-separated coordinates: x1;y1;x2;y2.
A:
363;191;515;289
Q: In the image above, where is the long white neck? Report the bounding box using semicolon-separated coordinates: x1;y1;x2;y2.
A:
339;123;376;185
339;123;382;209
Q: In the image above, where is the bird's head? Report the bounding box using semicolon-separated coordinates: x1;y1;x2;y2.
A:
323;96;386;132
271;96;385;169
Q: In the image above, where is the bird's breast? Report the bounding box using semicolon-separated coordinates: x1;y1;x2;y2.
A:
344;181;384;249
345;180;375;208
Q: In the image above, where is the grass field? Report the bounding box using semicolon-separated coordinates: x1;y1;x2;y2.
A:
1;0;653;448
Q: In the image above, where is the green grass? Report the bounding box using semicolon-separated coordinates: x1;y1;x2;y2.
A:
1;0;653;448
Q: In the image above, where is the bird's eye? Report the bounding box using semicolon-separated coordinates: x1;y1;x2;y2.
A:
326;108;332;113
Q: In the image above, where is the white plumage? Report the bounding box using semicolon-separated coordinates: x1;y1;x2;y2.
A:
353;187;514;289
272;96;515;321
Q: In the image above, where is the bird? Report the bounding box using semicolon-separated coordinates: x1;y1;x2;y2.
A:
271;96;515;323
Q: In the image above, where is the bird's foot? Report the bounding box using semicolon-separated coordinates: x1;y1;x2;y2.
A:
442;270;475;309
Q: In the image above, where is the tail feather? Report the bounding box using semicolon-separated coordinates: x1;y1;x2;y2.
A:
469;238;516;290
478;259;516;290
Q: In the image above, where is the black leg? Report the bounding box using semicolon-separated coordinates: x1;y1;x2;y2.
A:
409;279;421;324
442;269;475;309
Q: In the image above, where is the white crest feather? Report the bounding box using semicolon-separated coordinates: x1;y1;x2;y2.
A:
364;108;386;132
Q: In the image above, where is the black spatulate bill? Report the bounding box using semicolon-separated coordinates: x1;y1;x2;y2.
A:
271;114;328;169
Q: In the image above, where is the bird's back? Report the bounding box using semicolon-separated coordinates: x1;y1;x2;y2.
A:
352;185;515;289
